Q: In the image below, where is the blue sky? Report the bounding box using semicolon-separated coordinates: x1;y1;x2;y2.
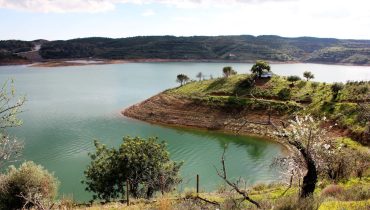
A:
0;0;369;40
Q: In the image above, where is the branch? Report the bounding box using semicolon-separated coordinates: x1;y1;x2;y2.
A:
215;148;261;208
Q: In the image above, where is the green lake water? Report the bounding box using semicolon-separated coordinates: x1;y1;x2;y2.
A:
0;62;369;201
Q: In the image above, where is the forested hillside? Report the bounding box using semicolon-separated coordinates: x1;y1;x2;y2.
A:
39;35;370;64
1;35;370;65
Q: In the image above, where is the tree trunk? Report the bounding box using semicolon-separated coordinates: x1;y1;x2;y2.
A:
301;152;317;197
289;141;318;198
146;187;154;199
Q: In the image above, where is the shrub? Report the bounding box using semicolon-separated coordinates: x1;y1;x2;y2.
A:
297;81;307;89
287;75;301;83
311;82;319;89
321;184;343;198
278;88;291;101
274;195;322;210
0;161;59;210
237;77;255;89
331;82;344;100
342;184;370;201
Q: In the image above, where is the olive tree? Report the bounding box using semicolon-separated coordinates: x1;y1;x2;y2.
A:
287;75;301;87
222;66;237;78
250;60;271;77
84;136;182;202
303;71;314;81
176;74;189;86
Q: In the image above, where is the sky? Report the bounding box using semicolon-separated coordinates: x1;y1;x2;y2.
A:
0;0;369;41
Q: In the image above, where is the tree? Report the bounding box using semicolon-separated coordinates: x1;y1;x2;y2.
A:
287;75;301;87
250;60;271;78
0;161;59;210
303;71;314;81
0;80;25;169
84;136;182;202
176;74;189;86
223;66;237;78
196;72;204;81
276;116;333;198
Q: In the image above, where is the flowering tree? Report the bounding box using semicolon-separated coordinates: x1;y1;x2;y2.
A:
276;116;332;197
0;80;25;169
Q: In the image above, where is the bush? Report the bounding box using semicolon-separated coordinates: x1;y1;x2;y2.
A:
237;77;255;89
278;88;291;101
0;161;59;210
321;184;343;198
274;195;322;210
311;82;319;89
342;184;370;201
331;82;344;100
297;81;307;89
287;75;301;83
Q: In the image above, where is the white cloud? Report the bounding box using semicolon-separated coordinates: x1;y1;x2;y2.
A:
141;9;155;17
0;0;295;13
0;0;117;13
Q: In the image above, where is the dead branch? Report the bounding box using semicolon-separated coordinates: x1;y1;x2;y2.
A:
193;195;220;206
215;148;261;208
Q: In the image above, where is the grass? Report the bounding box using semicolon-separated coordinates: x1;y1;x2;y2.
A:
72;177;370;210
167;74;369;144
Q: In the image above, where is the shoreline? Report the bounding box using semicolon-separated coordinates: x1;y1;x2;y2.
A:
1;58;370;67
121;93;298;152
122;114;293;154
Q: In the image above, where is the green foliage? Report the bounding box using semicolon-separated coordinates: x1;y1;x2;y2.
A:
84;136;182;202
331;82;344;100
237;76;255;89
176;74;189;86
311;82;319;89
287;75;301;83
277;88;291;100
0;161;59;210
303;71;315;81
222;66;237;78
251;60;271;77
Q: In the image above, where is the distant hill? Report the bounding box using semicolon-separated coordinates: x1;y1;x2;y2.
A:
1;35;370;65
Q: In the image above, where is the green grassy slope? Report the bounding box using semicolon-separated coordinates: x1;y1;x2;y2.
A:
166;74;370;144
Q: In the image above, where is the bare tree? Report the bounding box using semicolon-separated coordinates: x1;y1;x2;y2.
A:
196;72;204;81
215;148;261;208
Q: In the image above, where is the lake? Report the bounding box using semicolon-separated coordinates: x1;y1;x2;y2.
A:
0;62;369;201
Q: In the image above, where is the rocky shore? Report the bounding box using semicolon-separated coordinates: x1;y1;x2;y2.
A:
122;93;288;142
